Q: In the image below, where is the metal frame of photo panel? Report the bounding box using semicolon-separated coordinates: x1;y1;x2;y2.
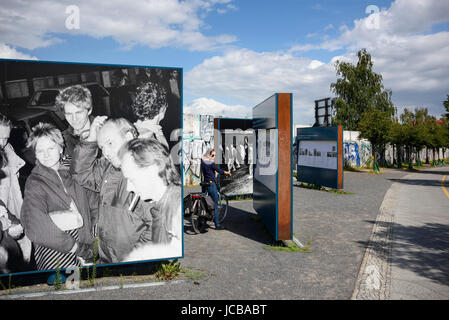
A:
0;58;184;279
252;93;293;241
296;126;344;189
213;117;253;197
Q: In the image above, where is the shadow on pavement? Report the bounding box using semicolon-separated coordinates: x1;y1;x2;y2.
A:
358;221;449;286
223;205;273;245
388;178;447;188
183;203;273;245
396;169;449;176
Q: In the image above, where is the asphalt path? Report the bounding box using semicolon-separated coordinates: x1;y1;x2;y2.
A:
388;167;449;299
2;168;415;300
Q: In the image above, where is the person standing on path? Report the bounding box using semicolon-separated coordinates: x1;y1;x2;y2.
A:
200;149;231;230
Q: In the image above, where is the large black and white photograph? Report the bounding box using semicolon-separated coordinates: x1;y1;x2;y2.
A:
0;59;183;276
215;118;253;196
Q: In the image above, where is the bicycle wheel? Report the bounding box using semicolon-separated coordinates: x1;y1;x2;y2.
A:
216;192;228;224
191;199;208;234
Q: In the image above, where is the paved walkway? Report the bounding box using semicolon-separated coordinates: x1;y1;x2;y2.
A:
7;168;449;300
2;170;409;300
353;167;449;300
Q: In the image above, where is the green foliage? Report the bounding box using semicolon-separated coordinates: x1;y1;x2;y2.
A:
0;275;13;293
331;49;394;130
443;95;449;120
181;267;207;281
264;240;312;253
155;259;182;281
296;182;355;194
86;238;99;287
358;109;392;156
54;262;62;290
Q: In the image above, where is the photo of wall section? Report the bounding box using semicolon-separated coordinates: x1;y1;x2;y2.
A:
0;59;183;276
182;113;214;186
298;140;338;170
215;118;254;196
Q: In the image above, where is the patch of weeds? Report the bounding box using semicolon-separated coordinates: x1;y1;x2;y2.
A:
344;164;363;172
86;237;99;287
367;170;384;175
54;261;62;291
0;274;13;294
155;259;182;281
264;240;312;253
328;189;355;195
182;267;207;281
298;241;312;253
297;182;354;195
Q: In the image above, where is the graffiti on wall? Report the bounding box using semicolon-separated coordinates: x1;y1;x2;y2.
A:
343;140;373;167
183;114;214;186
344;142;360;167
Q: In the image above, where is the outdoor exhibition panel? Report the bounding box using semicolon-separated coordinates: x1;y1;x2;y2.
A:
252;93;292;241
0;59;183;278
296;126;344;189
213;118;253;196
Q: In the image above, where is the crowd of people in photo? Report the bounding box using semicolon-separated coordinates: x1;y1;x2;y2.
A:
0;79;182;274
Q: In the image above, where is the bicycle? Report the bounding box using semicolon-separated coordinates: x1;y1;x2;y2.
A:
185;181;229;234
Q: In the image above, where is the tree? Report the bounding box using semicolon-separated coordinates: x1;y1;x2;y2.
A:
358;109;392;172
331;49;395;131
443;95;449;120
389;120;405;168
331;49;395;171
399;108;432;168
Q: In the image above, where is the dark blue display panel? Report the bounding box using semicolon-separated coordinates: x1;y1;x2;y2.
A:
296;126;343;189
253;93;292;241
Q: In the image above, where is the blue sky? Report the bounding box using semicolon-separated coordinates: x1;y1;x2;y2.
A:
1;0;449;125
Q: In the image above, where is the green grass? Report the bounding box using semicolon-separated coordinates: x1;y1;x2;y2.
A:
296;182;355;195
155;259;182;281
263;240;312;253
181;267;207;281
344;165;364;172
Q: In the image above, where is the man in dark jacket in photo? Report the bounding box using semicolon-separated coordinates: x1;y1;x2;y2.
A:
71;117;159;264
56;85;95;162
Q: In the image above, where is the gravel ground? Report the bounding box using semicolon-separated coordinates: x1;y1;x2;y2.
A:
1;169;409;300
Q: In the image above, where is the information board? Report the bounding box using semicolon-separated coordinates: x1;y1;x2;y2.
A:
296;126;344;189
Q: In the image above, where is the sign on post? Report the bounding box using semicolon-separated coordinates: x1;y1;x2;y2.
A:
296;126;344;189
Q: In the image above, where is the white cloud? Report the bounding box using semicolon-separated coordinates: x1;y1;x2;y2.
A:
321;0;449;116
185;97;251;118
185;49;334;124
186;0;449;123
324;24;334;31
0;0;237;51
0;43;37;60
